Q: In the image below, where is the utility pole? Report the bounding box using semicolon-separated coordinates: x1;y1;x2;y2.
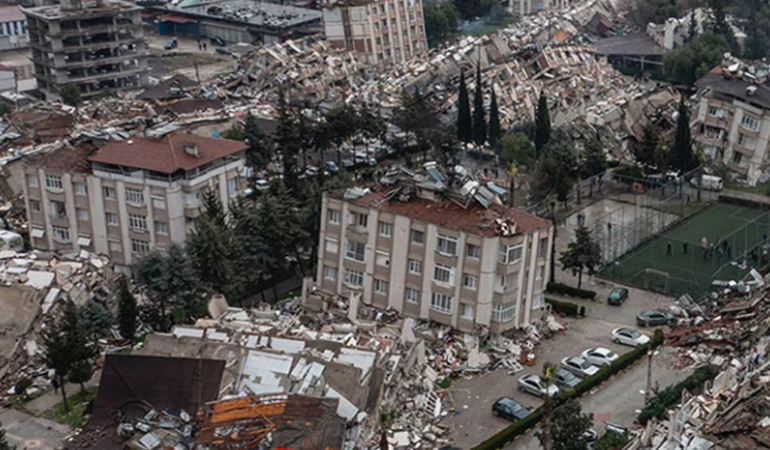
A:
645;349;654;405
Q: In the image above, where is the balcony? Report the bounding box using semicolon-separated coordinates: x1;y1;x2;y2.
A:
732;143;755;157
704;115;729;128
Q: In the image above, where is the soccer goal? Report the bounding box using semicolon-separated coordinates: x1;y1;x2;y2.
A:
644;268;670;294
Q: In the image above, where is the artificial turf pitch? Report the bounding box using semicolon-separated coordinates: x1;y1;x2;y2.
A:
600;203;770;298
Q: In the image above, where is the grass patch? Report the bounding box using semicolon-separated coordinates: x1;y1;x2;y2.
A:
43;386;98;429
726;180;770;196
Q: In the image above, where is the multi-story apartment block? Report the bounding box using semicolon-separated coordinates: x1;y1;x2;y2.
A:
316;187;554;333
21;133;247;267
693;67;770;185
508;0;569;17
322;0;428;67
23;0;148;102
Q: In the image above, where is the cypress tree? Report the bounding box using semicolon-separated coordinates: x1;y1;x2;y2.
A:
457;71;472;143
472;63;487;146
488;89;502;150
669;96;697;172
117;278;138;344
534;92;551;158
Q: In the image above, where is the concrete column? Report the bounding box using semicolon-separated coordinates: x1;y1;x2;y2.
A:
420;224;438;318
63;173;79;252
450;232;467;327
388;215;410;311
363;209;378;305
316;193;329;286
116;182;132;264
87;176;108;255
337;201;350;294
476;237;497;326
37;168;54;249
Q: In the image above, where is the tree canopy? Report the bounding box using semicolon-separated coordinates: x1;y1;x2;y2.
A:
664;32;729;86
424;1;459;47
535;92;551;157
472;63;487;146
457;71;472;144
560;223;602;289
669;96;698;173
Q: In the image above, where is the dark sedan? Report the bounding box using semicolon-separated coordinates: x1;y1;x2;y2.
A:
554;368;581;388
608;287;629;306
492;397;532;422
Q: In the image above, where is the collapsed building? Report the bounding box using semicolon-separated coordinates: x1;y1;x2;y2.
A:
23;0;149;102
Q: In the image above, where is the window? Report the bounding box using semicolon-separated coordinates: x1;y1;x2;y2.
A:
52;225;70;243
406;287;420;303
499;244;523;264
125;187;144;205
492;302;517;323
344;268;364;287
351;212;368;228
741;114;760;131
408;259;422;274
103;186;116;200
29;200;41;212
74;182;87;196
155;221;168;235
128;214;147;231
378;221;392;237
228;177;238;197
106;212;118;226
536;266;544;280
733;151;743;164
460;303;474;319
463;274;478;290
410;229;424;244
434;263;455;285
376;250;390;266
27;175;38;188
324;265;337;280
50;200;66;217
436;234;458;256
467;244;481;259
374;279;389;294
131;238;150;254
738;133;748;146
346;241;366;261
76;208;89;221
328;209;340;224
45;174;62;190
430;292;452;314
326;237;339;254
538;238;548;258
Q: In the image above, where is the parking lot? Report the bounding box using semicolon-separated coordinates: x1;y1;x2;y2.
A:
443;288;684;450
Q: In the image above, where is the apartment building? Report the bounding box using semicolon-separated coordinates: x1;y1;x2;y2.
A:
21;133;247;267
24;0;148;102
322;0;428;67
509;0;568;17
316;187;554;333
693;66;770;185
0;5;28;50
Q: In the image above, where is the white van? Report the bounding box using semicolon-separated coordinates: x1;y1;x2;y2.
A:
690;175;723;191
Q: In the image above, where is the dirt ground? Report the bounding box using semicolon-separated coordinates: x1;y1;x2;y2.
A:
0;286;42;379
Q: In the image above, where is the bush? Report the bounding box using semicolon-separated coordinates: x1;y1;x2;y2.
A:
637;365;718;424
545;298;581;317
593;429;629;450
472;331;665;450
547;282;597;300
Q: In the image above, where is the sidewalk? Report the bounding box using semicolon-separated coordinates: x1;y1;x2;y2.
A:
23;371;100;415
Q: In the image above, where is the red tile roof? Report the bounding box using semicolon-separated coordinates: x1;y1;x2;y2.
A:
87;133;247;174
337;189;551;237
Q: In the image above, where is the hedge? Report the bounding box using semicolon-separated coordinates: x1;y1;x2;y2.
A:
472;329;664;450
637;364;718;424
547;282;597;300
545;298;582;317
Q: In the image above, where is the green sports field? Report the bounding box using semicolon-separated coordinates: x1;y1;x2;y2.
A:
601;203;770;298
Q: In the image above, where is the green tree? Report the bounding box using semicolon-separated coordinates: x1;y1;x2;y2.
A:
686;12;698;43
78;299;113;341
229;198;271;302
275;93;301;187
488;89;502;150
61;301;96;394
629;0;678;28
472;63;487;146
707;0;739;53
535;92;551;158
593;430;629;450
583;133;607;176
664;32;729;86
560;223;602;289
0;104;9;117
242;113;274;171
632;124;663;173
393;88;441;159
424;1;459;47
325;105;361;164
60;83;82;108
544;398;594;450
41;315;75;412
532;129;578;204
536;363;558;450
457;71;472;143
735;0;770;59
187;213;233;298
0;421;15;450
117;278;138;344
669;96;698;173
501;132;534;165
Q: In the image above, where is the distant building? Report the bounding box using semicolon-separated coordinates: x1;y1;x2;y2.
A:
322;0;428;67
316;182;554;333
594;32;665;75
21;133;247;267
508;0;568;17
0;5;28;50
692;66;770;185
23;0;149;101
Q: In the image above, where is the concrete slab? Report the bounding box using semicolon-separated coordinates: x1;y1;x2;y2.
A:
0;286;41;378
0;408;69;450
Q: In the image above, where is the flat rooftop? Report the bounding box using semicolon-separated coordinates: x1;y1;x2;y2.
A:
168;0;322;29
22;0;140;21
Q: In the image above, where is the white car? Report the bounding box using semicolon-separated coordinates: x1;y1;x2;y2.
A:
612;327;650;347
518;374;560;398
254;179;270;191
561;356;600;378
581;347;619;368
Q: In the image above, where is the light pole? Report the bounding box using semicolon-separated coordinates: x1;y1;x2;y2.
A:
645;349;655;405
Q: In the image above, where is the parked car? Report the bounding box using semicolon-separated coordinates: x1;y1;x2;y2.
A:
341;158;355;169
210;36;226;47
637;310;675;327
611;327;650;347
215;46;232;56
583;428;599;443
561;356;600;378
554;368;581;388
690;174;723;191
164;38;178;50
492;397;532;421
305;165;319;177
254;179;270;191
581;347;619;367
607;287;629;306
353;153;376;166
518;374;560;398
325;161;340;174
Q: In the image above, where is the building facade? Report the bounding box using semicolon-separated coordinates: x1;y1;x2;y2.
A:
693;67;770;185
322;0;427;67
0;6;28;50
23;0;148;101
21;133;247;267
508;0;568;17
315;189;554;333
